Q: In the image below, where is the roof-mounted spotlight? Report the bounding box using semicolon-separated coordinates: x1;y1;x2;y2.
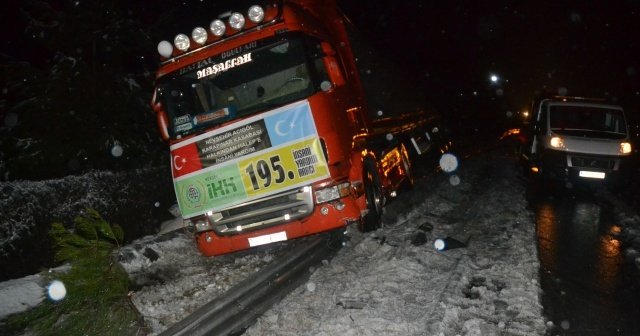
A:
229;12;246;30
157;40;173;58
248;5;265;23
210;19;226;36
191;27;208;45
174;33;190;51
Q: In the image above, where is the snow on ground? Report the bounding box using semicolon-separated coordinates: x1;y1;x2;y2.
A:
3;141;639;335
117;228;293;333
244;145;546;336
118;143;547;335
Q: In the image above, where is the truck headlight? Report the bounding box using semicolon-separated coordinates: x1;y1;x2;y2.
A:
157;40;173;58
174;33;190;51
621;142;632;154
188;216;213;232
210;19;226;36
229;12;246;30
549;136;564;149
191;27;208;45
248;5;265;23
314;182;351;204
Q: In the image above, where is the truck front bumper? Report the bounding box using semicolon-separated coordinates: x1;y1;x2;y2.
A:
193;192;362;256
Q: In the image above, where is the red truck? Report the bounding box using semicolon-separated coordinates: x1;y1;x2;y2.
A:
150;0;417;256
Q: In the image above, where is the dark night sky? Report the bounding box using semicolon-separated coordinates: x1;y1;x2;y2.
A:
340;1;640;117
2;1;640;118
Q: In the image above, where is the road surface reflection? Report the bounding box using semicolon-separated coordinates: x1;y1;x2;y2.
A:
531;189;640;335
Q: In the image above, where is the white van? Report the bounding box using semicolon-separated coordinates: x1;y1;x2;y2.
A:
523;96;633;187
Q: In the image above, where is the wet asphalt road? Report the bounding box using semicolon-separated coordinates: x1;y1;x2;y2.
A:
528;184;640;336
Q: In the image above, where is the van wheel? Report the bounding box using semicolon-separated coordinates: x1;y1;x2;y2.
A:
359;159;383;232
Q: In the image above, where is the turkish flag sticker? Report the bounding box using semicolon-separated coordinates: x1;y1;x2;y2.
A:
171;143;202;178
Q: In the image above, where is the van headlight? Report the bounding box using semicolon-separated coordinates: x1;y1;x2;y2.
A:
314;182;351;204
549;136;564;149
620;142;632;154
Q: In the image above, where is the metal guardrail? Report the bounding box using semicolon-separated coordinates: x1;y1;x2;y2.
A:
159;230;343;336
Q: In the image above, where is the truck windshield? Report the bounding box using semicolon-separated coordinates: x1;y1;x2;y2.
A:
549;105;627;139
155;34;326;139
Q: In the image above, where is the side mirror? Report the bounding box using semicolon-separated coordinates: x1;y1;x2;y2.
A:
320;42;345;88
323;56;345;88
152;102;170;141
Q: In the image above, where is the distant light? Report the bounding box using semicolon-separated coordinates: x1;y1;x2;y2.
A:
47;280;66;301
490;75;499;83
284;213;291;220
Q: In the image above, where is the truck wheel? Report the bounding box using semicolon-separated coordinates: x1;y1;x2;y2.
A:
359;159;383;232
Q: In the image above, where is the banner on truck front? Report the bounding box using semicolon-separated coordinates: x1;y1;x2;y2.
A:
170;100;330;218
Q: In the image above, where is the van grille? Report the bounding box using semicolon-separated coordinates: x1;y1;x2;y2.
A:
570;156;616;170
207;186;314;235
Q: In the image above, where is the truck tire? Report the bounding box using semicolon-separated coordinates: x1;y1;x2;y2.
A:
359;159;383;232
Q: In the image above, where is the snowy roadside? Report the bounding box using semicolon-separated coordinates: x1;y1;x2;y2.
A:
0;143;549;335
243;144;547;336
119;143;547;335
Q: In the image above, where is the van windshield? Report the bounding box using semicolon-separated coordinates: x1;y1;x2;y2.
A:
548;105;627;139
155;33;327;139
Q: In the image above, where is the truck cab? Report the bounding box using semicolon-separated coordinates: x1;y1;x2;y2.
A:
150;0;413;256
523;96;633;187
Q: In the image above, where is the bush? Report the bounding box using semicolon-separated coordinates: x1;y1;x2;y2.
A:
6;209;145;336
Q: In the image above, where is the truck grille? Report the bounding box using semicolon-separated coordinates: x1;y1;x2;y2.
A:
570;156;617;170
207;186;314;235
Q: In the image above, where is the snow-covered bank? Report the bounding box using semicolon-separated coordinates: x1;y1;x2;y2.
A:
0;167;174;281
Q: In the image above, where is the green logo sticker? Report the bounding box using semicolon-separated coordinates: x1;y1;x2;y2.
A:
181;182;206;210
